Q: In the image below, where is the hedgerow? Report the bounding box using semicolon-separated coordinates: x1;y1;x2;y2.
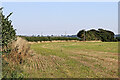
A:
20;36;79;42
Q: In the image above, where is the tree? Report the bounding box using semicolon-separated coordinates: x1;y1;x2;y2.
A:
77;28;115;42
0;7;16;53
98;29;115;42
86;29;100;41
77;29;86;41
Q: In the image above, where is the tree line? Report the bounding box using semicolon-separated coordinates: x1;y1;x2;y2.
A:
20;36;79;42
20;28;119;42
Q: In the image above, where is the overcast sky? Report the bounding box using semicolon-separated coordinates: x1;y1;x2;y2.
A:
2;2;118;36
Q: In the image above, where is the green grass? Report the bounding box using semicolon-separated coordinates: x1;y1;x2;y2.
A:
4;42;118;78
62;42;118;53
27;42;118;78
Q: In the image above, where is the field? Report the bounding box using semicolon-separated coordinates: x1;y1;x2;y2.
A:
22;42;118;78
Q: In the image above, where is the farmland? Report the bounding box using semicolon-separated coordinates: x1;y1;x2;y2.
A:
21;42;118;78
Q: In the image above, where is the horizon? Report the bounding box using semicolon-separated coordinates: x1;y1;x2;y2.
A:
16;29;119;37
2;2;118;36
16;28;119;37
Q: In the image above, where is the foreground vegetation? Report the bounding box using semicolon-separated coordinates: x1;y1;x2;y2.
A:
23;42;118;78
31;42;118;78
2;41;118;78
2;37;31;78
0;8;16;53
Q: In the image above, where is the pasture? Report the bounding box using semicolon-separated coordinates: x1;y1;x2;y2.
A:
21;42;118;78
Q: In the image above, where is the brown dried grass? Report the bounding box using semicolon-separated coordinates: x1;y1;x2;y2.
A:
28;40;102;44
3;37;31;64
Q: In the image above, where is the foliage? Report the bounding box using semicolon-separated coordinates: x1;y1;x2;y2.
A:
77;28;116;42
114;34;120;41
0;7;16;53
2;37;31;78
77;30;86;41
116;37;120;41
20;36;79;42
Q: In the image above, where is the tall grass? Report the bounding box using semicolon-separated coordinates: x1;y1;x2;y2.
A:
2;37;31;78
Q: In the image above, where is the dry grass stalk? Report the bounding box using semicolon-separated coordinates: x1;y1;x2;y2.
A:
3;37;31;64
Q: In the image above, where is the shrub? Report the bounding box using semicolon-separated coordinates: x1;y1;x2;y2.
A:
0;7;16;53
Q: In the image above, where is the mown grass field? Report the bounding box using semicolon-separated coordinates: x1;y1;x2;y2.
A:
23;42;118;78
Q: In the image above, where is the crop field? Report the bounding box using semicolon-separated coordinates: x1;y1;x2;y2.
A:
22;42;118;78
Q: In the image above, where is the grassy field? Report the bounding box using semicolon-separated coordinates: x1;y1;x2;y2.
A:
22;42;118;78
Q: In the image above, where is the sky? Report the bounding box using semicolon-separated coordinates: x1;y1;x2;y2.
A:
2;2;118;36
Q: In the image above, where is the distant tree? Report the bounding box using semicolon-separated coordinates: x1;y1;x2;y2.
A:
77;29;86;41
86;29;100;41
37;35;40;37
77;28;115;42
116;37;120;41
48;36;52;41
98;29;115;42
